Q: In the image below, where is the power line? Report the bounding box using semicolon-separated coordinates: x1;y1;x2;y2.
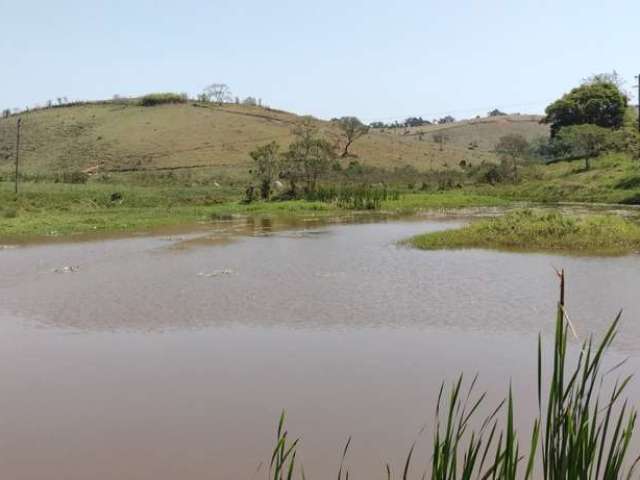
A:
635;75;640;133
14;117;21;195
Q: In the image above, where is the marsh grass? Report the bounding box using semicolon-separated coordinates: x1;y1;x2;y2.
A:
270;273;638;479
0;181;506;240
407;209;640;255
308;185;401;210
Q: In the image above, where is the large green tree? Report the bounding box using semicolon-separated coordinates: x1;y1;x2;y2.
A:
544;81;627;137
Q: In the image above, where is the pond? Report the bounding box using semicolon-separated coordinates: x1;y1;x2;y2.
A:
1;215;640;479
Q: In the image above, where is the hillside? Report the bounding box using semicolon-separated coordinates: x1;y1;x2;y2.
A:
0;101;548;184
401;114;548;150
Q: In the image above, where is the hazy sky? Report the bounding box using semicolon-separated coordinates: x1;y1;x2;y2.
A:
2;0;638;121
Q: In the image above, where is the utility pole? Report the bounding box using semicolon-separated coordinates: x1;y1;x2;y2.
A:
636;75;640;133
15;117;21;196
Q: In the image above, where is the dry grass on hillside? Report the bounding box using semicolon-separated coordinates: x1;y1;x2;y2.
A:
0;103;548;180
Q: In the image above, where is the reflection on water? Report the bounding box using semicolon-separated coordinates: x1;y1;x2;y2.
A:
1;215;640;479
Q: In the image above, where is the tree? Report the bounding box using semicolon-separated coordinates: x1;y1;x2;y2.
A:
495;134;529;180
544;81;628;137
242;96;258;106
335;116;369;157
203;83;232;105
555;124;611;170
488;109;507;117
438;115;455;124
432;132;450;151
404;116;429;127
2;109;10;119
583;70;631;97
281;117;335;194
250;142;280;200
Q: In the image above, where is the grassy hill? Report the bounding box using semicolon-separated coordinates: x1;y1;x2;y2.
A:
0;100;548;186
477;153;640;204
401;114;548;150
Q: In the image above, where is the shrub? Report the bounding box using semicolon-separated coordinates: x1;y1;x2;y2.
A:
57;171;89;184
140;93;188;107
1;206;18;218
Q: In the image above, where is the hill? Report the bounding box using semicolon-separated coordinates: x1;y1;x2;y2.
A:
400;114;548;150
0;100;548;185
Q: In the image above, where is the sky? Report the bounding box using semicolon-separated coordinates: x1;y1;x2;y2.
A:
1;0;638;122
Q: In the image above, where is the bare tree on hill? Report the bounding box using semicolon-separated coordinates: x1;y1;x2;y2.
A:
334;116;369;157
203;83;232;105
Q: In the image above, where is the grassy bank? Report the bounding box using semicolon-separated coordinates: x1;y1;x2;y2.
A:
0;181;507;241
476;153;640;204
407;209;640;255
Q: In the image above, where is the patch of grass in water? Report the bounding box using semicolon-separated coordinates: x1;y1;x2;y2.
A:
407;209;640;255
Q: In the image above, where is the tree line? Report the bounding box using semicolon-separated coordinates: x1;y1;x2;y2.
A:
369;115;457;130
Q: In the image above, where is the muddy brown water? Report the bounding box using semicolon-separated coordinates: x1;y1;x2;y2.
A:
2;214;640;479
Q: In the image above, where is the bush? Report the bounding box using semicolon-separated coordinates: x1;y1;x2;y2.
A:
466;161;513;185
1;206;18;219
56;171;89;184
140;93;188;107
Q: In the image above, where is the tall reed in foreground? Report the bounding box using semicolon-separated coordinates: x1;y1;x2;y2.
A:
268;271;638;479
537;270;639;479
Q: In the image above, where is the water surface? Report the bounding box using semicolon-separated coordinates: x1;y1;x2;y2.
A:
1;216;639;479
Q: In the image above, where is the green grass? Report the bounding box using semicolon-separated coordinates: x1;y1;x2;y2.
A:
0;181;339;240
480;153;640;204
0;181;508;241
407;209;640;255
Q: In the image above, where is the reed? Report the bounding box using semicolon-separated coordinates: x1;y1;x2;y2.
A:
536;271;639;479
307;185;401;210
270;411;300;480
270;272;638;479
